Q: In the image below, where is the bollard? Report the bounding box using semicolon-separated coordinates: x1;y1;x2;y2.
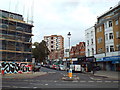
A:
68;69;72;78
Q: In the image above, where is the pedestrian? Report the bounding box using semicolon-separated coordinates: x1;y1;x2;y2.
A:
92;66;96;74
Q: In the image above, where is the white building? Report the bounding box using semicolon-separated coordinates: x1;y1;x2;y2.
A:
85;26;96;57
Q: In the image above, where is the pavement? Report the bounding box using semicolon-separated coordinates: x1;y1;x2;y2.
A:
1;72;47;79
86;70;120;80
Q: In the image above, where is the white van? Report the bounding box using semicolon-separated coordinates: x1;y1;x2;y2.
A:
70;64;82;72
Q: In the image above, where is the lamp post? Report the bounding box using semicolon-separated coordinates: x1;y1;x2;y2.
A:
67;32;73;78
67;32;71;68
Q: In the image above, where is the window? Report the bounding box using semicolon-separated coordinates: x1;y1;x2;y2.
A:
98;37;102;43
108;21;112;27
51;45;53;48
91;39;93;45
116;31;119;38
104;22;107;29
106;46;109;52
110;45;114;52
109;33;113;39
51;41;53;44
116;45;120;51
51;37;53;39
106;34;108;40
99;26;102;32
98;48;102;53
97;28;99;32
115;20;118;25
88;49;90;56
87;33;89;37
91;31;93;36
87;40;89;46
92;48;94;55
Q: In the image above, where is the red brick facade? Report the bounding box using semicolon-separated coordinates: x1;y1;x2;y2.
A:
70;42;85;58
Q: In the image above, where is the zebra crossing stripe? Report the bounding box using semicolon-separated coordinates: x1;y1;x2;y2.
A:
80;81;86;82
96;81;103;82
113;81;119;83
105;81;111;83
88;81;94;82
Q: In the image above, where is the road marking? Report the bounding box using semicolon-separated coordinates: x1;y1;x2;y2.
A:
20;87;30;88
45;84;48;85
113;81;119;83
62;81;68;82
96;81;103;83
33;87;37;88
54;81;57;82
105;81;111;83
80;81;86;82
88;81;94;82
72;81;78;82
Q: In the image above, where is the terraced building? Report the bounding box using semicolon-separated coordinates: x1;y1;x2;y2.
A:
0;10;34;62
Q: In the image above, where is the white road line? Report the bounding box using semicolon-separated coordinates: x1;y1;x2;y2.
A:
72;81;78;82
88;81;94;82
105;81;112;83
113;81;119;83
80;81;86;82
20;87;30;88
33;87;37;88
45;84;48;85
96;81;103;83
62;81;68;82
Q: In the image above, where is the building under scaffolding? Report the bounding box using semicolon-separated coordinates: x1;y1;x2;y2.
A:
0;10;34;62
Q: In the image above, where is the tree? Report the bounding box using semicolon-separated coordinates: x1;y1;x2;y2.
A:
32;40;49;63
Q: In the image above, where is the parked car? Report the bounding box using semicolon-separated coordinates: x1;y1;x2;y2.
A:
52;64;57;69
59;65;66;71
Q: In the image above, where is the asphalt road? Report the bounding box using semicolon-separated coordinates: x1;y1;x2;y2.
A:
2;67;119;89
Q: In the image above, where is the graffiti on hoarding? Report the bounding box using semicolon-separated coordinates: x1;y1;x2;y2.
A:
1;62;32;74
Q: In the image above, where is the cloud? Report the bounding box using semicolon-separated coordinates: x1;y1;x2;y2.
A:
0;0;119;48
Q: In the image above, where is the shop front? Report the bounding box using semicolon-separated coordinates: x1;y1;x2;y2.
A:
96;56;120;71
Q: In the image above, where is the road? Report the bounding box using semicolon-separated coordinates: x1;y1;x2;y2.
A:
2;67;119;89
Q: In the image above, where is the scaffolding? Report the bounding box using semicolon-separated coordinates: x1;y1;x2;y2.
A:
0;10;33;62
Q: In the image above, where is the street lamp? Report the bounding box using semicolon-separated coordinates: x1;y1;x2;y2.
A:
67;32;71;68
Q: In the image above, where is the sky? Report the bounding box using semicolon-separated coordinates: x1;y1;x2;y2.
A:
0;0;119;48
